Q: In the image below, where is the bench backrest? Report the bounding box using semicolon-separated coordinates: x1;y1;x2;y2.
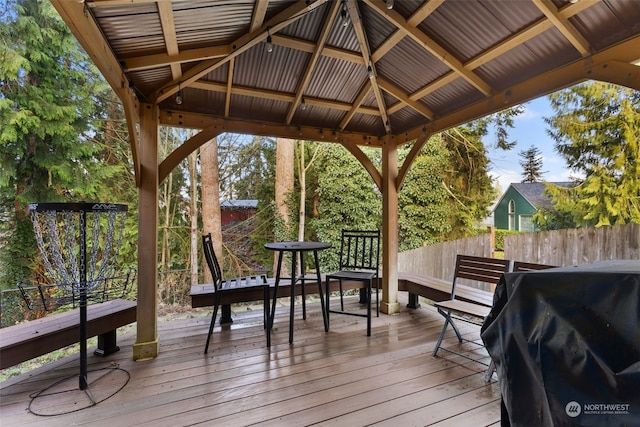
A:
451;255;511;299
512;261;558;272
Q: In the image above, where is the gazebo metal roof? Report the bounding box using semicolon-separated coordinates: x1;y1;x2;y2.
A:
55;1;640;170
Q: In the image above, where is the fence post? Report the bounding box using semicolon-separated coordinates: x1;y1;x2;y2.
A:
487;226;495;258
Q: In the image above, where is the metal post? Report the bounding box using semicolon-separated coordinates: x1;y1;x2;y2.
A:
79;209;88;390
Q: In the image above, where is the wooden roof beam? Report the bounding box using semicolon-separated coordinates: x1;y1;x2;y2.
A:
378;78;434;120
347;0;390;133
51;0;141;185
190;80;380;116
371;0;444;62
406;0;599;105
340;80;373;130
533;0;591;56
157;2;181;79
286;1;341;124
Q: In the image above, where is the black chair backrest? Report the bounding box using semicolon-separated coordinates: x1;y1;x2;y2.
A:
338;230;380;272
202;233;223;290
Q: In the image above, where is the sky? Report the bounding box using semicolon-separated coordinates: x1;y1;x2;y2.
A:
486;96;574;193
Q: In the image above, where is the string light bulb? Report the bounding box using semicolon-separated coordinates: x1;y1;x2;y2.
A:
301;97;307;110
266;29;273;53
386;0;394;9
341;2;349;27
175;82;183;105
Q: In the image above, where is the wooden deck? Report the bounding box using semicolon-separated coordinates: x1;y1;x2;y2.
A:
0;294;501;426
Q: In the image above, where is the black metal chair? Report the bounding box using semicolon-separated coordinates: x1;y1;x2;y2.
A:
202;233;270;354
325;230;380;336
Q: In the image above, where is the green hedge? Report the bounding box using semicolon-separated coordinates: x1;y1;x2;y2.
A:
494;229;519;251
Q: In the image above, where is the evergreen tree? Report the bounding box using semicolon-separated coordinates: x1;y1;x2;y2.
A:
441;125;499;238
544;82;640;226
398;136;451;251
0;0;122;286
519;145;545;182
311;145;381;271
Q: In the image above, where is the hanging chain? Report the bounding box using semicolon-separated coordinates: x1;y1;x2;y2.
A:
29;204;128;298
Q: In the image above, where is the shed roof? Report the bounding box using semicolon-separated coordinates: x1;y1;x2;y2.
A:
510;181;573;209
220;200;259;209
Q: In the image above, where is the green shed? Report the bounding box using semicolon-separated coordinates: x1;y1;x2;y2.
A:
494;182;572;231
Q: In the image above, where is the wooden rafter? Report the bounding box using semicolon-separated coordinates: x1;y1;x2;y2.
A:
340;80;373;130
533;0;591;57
286;0;341;124
377;78;433;120
51;0;141;185
346;0;390;133
157;2;181;79
190;80;380;116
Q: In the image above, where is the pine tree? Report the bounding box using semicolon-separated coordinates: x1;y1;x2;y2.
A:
0;0;122;286
544;82;640;227
519;145;545;182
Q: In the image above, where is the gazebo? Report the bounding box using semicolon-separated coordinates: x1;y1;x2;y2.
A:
51;0;640;361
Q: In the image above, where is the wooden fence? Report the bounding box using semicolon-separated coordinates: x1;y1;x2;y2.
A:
398;223;640;291
504;222;640;266
398;234;493;289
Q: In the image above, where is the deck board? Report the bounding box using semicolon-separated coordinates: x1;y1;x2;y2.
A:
0;295;501;426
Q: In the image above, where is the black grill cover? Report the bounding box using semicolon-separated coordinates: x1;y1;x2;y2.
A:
481;261;640;426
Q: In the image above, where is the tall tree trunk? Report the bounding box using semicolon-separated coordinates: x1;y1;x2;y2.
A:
188;149;199;285
201;137;222;283
160;171;172;302
274;137;295;274
297;140;306;243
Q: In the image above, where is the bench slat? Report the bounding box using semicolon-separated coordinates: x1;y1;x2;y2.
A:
435;299;491;318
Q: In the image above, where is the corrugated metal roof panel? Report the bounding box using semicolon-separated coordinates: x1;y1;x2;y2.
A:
424;78;484;117
375;37;449;95
305;56;366;103
476;28;581;91
571;0;640;50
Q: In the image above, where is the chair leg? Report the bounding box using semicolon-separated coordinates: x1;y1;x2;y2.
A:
205;298;220;354
300;252;307;320
325;278;331;327
432;309;464;357
375;279;379;317
366;280;372;336
339;279;344;311
432;316;449;356
263;286;271;348
484;360;496;382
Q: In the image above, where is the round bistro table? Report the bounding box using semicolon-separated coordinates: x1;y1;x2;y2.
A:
264;241;331;344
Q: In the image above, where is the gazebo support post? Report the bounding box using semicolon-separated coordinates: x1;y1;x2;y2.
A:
134;103;160;361
381;135;400;315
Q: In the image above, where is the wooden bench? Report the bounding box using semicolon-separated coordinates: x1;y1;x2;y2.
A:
0;298;136;370
398;272;494;308
191;259;557;324
191;276;371;323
